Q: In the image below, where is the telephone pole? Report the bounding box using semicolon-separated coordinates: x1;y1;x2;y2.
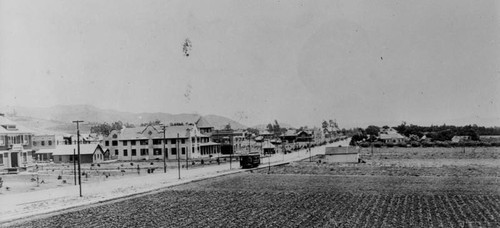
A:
73;149;76;185
72;120;83;197
161;125;167;173
177;133;181;179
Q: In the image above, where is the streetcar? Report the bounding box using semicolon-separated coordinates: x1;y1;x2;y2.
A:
239;152;261;169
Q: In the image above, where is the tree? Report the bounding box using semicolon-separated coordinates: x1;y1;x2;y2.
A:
224;123;232;130
246;128;259;136
322;120;329;133
365;125;380;137
90;121;124;136
140;119;161;127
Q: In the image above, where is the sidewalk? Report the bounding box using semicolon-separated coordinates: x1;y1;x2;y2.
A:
0;139;349;223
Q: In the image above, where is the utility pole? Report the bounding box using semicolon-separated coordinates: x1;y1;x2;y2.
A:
177;133;180;179
161;125;167;173
186;128;191;170
73;120;83;197
229;133;233;169
73;149;76;185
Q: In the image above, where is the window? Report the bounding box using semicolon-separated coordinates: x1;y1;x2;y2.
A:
171;148;177;155
115;150;119;156
153;139;162;145
140;140;148;145
181;147;186;155
112;141;118;146
59;156;62;161
123;149;128;156
105;141;109;146
181;139;185;144
131;149;137;156
33;141;37;146
41;141;45;146
140;149;148;156
131;140;136;146
48;141;52;146
171;139;176;144
153;148;161;155
123;141;127;146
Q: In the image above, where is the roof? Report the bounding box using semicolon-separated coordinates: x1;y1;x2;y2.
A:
116;125;195;140
0;116;35;134
259;130;273;136
282;130;298;137
325;146;358;155
52;144;104;156
199;142;219;146
35;148;55;154
379;133;405;140
262;141;275;149
195;117;213;128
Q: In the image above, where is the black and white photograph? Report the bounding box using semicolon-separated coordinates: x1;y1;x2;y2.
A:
0;0;499;227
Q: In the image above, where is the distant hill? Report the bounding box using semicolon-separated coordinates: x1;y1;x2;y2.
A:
0;105;247;134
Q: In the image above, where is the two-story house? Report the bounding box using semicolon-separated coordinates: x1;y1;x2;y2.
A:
0;114;35;169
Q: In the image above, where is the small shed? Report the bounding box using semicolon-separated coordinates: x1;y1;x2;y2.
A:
324;146;359;163
52;144;106;163
262;141;276;154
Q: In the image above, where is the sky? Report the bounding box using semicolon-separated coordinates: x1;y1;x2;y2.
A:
1;0;499;128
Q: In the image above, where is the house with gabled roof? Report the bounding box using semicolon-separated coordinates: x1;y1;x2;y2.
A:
52;144;106;163
103;123;220;161
195;116;214;135
0;114;36;169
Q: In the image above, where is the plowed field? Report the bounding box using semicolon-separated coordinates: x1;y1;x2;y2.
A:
6;173;500;227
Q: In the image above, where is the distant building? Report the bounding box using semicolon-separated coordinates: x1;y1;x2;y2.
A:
281;130;298;143
33;134;57;162
32;135;56;150
258;130;274;140
262;141;276;154
52;144;106;163
103;124;219;161
0;114;35;169
479;135;500;143
196;117;214;136
324;146;359;163
280;130;314;143
451;135;471;143
378;128;406;144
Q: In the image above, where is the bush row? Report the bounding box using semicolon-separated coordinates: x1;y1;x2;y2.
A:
358;141;500;148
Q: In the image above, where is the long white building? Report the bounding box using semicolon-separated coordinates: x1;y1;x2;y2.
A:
103;121;220;161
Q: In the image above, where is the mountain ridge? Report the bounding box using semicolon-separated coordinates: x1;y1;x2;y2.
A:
0;105;248;133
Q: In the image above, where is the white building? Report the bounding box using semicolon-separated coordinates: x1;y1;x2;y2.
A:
0;114;35;169
324;146;359;163
103;124;220;161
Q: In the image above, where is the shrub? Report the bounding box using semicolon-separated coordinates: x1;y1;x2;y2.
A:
373;142;383;148
410;141;421;147
450;142;459;147
422;141;434;147
360;142;370;148
464;141;478;147
492;142;500;147
397;142;407;148
386;143;394;148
